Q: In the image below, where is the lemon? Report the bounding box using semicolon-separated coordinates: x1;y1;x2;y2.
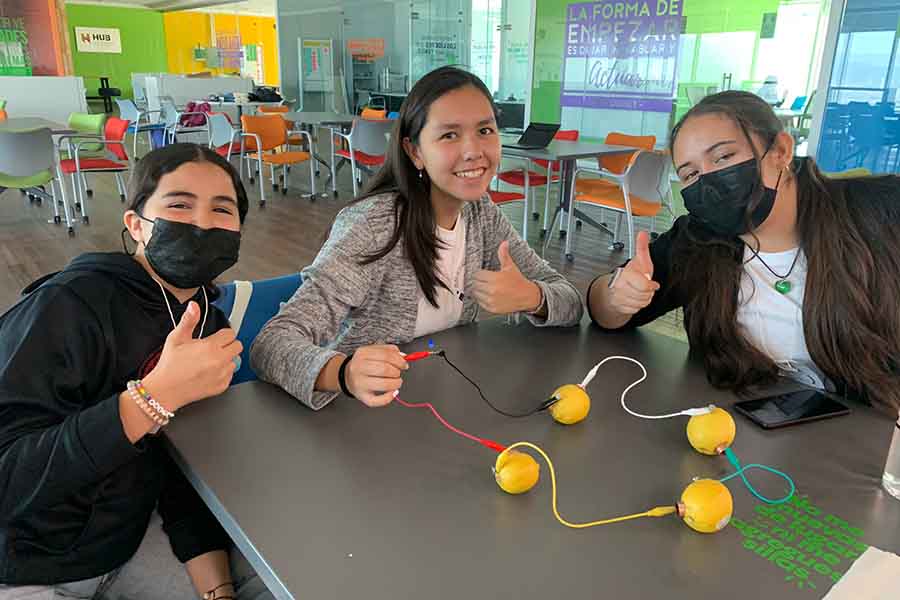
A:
494;449;540;494
678;479;733;533
548;384;591;425
686;407;736;455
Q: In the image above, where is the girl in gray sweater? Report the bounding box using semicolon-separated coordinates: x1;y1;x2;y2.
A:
250;67;583;409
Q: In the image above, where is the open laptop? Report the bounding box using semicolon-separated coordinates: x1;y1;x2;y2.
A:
501;122;560;150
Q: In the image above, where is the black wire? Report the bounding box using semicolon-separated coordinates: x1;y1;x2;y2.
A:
437;351;556;418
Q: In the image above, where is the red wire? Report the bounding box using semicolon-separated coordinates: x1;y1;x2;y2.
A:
394;396;506;453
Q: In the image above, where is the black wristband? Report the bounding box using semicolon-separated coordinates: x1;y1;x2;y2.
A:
337;354;355;398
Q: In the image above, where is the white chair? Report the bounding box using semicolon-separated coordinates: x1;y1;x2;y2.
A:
565;150;673;261
115;98;163;159
329;117;393;196
160;97;210;145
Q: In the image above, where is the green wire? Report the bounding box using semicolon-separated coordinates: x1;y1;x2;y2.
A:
720;447;796;505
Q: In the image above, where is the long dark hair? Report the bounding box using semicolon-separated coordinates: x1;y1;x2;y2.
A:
127;143;249;223
670;91;900;413
351;66;497;307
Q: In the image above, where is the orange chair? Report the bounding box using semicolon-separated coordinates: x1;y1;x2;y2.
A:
497;129;579;238
574;132;656;196
259;105;307;150
57;116;131;225
241;114;315;207
567;149;672;261
361;107;387;120
0;98;6;121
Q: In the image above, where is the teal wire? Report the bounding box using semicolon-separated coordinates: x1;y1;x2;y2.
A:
720;448;795;505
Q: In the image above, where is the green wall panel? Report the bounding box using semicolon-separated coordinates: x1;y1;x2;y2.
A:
66;4;168;100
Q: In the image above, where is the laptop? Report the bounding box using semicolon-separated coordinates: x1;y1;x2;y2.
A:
501;122;560;150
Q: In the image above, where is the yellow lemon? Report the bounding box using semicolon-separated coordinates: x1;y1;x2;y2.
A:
686;407;736;455
548;384;591;425
494;449;540;494
678;479;733;533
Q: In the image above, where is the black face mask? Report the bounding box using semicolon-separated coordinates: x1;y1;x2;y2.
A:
132;216;241;289
681;153;783;237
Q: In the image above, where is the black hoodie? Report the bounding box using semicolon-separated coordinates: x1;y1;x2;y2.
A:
0;252;231;585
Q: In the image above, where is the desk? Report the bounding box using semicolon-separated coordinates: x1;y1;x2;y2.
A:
0;118;72;134
775;108;804;128
208;100;283;120
166;320;900;600
501;138;637;259
283;112;357;192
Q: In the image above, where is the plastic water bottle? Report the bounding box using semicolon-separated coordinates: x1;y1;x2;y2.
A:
882;416;900;500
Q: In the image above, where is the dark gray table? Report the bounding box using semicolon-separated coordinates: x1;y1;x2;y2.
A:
501;137;637;258
166;320;900;600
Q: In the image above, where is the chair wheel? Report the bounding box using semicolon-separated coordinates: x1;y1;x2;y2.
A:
259;200;266;208
333;190;339;197
82;216;90;225
539;229;547;239
249;177;255;184
612;242;625;252
75;202;82;212
532;212;540;221
566;253;574;262
86;189;93;197
575;220;582;229
67;227;75;236
35;198;42;206
54;215;62;224
272;184;278;191
559;229;567;239
281;187;287;195
119;194;125;202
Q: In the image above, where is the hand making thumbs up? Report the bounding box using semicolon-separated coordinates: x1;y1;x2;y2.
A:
142;301;243;412
472;240;543;315
607;231;660;316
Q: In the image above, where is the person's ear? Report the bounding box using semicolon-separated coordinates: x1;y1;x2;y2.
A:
771;131;794;171
402;137;424;171
123;210;148;245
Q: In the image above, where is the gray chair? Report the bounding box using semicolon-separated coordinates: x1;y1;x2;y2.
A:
116;98;163;159
0;128;74;235
160;97;210;145
330;117;392;196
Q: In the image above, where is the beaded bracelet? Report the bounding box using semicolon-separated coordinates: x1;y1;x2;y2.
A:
127;380;169;431
135;380;174;419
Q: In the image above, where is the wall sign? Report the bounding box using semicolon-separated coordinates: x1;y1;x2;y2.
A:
75;27;122;54
561;0;684;113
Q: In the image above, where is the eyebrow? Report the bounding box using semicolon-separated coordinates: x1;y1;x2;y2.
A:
675;140;738;173
162;190;238;205
434;116;497;130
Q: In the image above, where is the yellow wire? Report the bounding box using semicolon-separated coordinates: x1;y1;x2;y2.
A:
504;442;677;529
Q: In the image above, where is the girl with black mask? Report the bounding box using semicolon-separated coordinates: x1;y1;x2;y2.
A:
0;144;273;599
587;91;900;415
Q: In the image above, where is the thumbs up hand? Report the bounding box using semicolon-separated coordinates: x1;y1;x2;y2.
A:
473;240;543;315
608;231;660;316
142;301;243;412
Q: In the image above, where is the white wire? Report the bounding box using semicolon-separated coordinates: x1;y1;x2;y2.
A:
580;356;713;420
155;278;208;339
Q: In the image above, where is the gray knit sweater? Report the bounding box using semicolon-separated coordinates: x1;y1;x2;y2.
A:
249;192;583;409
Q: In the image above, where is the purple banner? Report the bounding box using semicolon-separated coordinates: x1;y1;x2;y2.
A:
561;0;683;113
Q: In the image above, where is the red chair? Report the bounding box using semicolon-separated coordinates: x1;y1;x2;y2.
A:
497;129;579;238
57;116;131;225
487;173;530;238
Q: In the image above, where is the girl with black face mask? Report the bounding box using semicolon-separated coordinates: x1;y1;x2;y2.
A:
587;91;900;415
0;145;273;599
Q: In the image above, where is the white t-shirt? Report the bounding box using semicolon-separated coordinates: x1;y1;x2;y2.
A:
414;218;467;338
736;245;831;390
